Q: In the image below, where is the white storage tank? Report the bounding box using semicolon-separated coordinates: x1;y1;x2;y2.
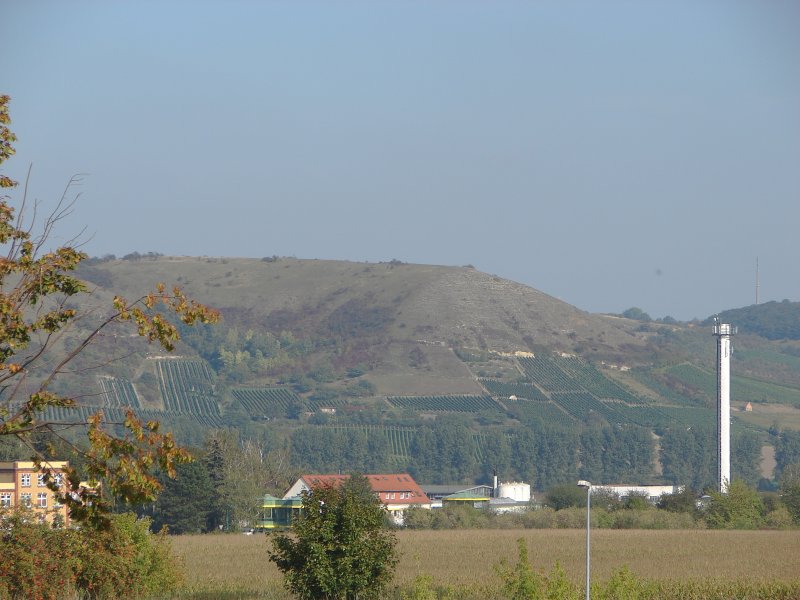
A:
497;482;531;502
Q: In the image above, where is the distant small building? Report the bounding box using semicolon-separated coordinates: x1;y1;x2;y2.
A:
744;402;753;412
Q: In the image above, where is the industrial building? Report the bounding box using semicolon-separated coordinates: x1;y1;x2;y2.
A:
423;477;534;512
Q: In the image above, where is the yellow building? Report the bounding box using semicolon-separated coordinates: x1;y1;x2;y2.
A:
0;460;70;526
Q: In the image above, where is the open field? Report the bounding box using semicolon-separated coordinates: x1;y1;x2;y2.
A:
170;529;800;598
737;402;800;431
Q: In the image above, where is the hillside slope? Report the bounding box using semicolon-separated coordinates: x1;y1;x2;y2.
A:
79;256;649;362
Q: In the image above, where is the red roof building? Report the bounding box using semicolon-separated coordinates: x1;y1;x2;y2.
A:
283;473;431;525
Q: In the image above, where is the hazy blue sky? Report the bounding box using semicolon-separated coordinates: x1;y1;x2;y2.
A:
2;1;798;320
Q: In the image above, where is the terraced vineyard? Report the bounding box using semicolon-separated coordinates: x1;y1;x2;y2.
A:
664;363;716;398
40;405;223;428
517;356;578;392
515;401;575;427
651;405;716;428
555;357;640;403
629;368;699;406
154;358;220;416
323;425;505;463
98;376;141;408
478;379;548;401
326;424;415;457
551;391;624;423
658;362;800;408
231;387;300;416
600;401;690;428
386;395;501;413
732;376;800;407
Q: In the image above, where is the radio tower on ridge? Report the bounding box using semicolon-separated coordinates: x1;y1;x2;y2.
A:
755;257;760;305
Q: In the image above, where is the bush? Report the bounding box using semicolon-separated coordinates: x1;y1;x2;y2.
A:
0;510;181;600
0;509;76;600
704;480;765;529
494;539;578;600
75;513;182;598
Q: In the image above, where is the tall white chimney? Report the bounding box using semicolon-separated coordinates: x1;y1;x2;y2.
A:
713;318;735;493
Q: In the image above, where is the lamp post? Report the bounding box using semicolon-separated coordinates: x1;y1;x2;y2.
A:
577;480;592;600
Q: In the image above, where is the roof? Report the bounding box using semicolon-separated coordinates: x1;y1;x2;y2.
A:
261;494;303;509
291;473;430;505
442;489;492;502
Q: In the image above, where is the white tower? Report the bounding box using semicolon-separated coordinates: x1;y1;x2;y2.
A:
713;318;735;493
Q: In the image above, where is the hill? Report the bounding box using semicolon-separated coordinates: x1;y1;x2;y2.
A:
704;300;800;341
54;255;800;490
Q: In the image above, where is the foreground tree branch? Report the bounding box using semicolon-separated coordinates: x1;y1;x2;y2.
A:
0;94;219;528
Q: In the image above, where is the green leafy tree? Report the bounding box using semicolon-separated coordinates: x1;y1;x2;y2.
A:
546;484;586;510
775;430;800;479
0;95;219;527
780;462;800;524
269;473;397;600
732;431;762;486
704;480;765;529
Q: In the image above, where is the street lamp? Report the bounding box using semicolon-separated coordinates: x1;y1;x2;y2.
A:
577;480;592;600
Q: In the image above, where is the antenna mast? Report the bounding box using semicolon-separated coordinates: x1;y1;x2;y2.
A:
755;257;760;305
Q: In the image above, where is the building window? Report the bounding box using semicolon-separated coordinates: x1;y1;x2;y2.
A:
21;473;31;487
54;473;63;487
0;493;11;507
37;493;47;508
38;474;46;487
21;493;32;507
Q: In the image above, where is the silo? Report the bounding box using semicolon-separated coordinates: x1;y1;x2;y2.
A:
497;482;531;502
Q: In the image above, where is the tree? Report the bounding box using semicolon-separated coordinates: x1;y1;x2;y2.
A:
704;479;764;529
217;431;293;530
732;430;762;486
151;459;215;534
0;95;219;527
621;307;651;322
657;486;697;514
546;484;586;510
775;430;800;479
269;474;397;600
780;462;800;524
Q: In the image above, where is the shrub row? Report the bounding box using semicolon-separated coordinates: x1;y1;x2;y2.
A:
403;506;702;530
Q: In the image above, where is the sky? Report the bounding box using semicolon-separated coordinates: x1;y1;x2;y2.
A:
2;1;798;321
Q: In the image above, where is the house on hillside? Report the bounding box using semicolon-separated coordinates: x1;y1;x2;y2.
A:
256;473;431;529
0;460;70;526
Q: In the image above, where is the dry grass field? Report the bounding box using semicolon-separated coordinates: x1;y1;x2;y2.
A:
170;529;800;598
